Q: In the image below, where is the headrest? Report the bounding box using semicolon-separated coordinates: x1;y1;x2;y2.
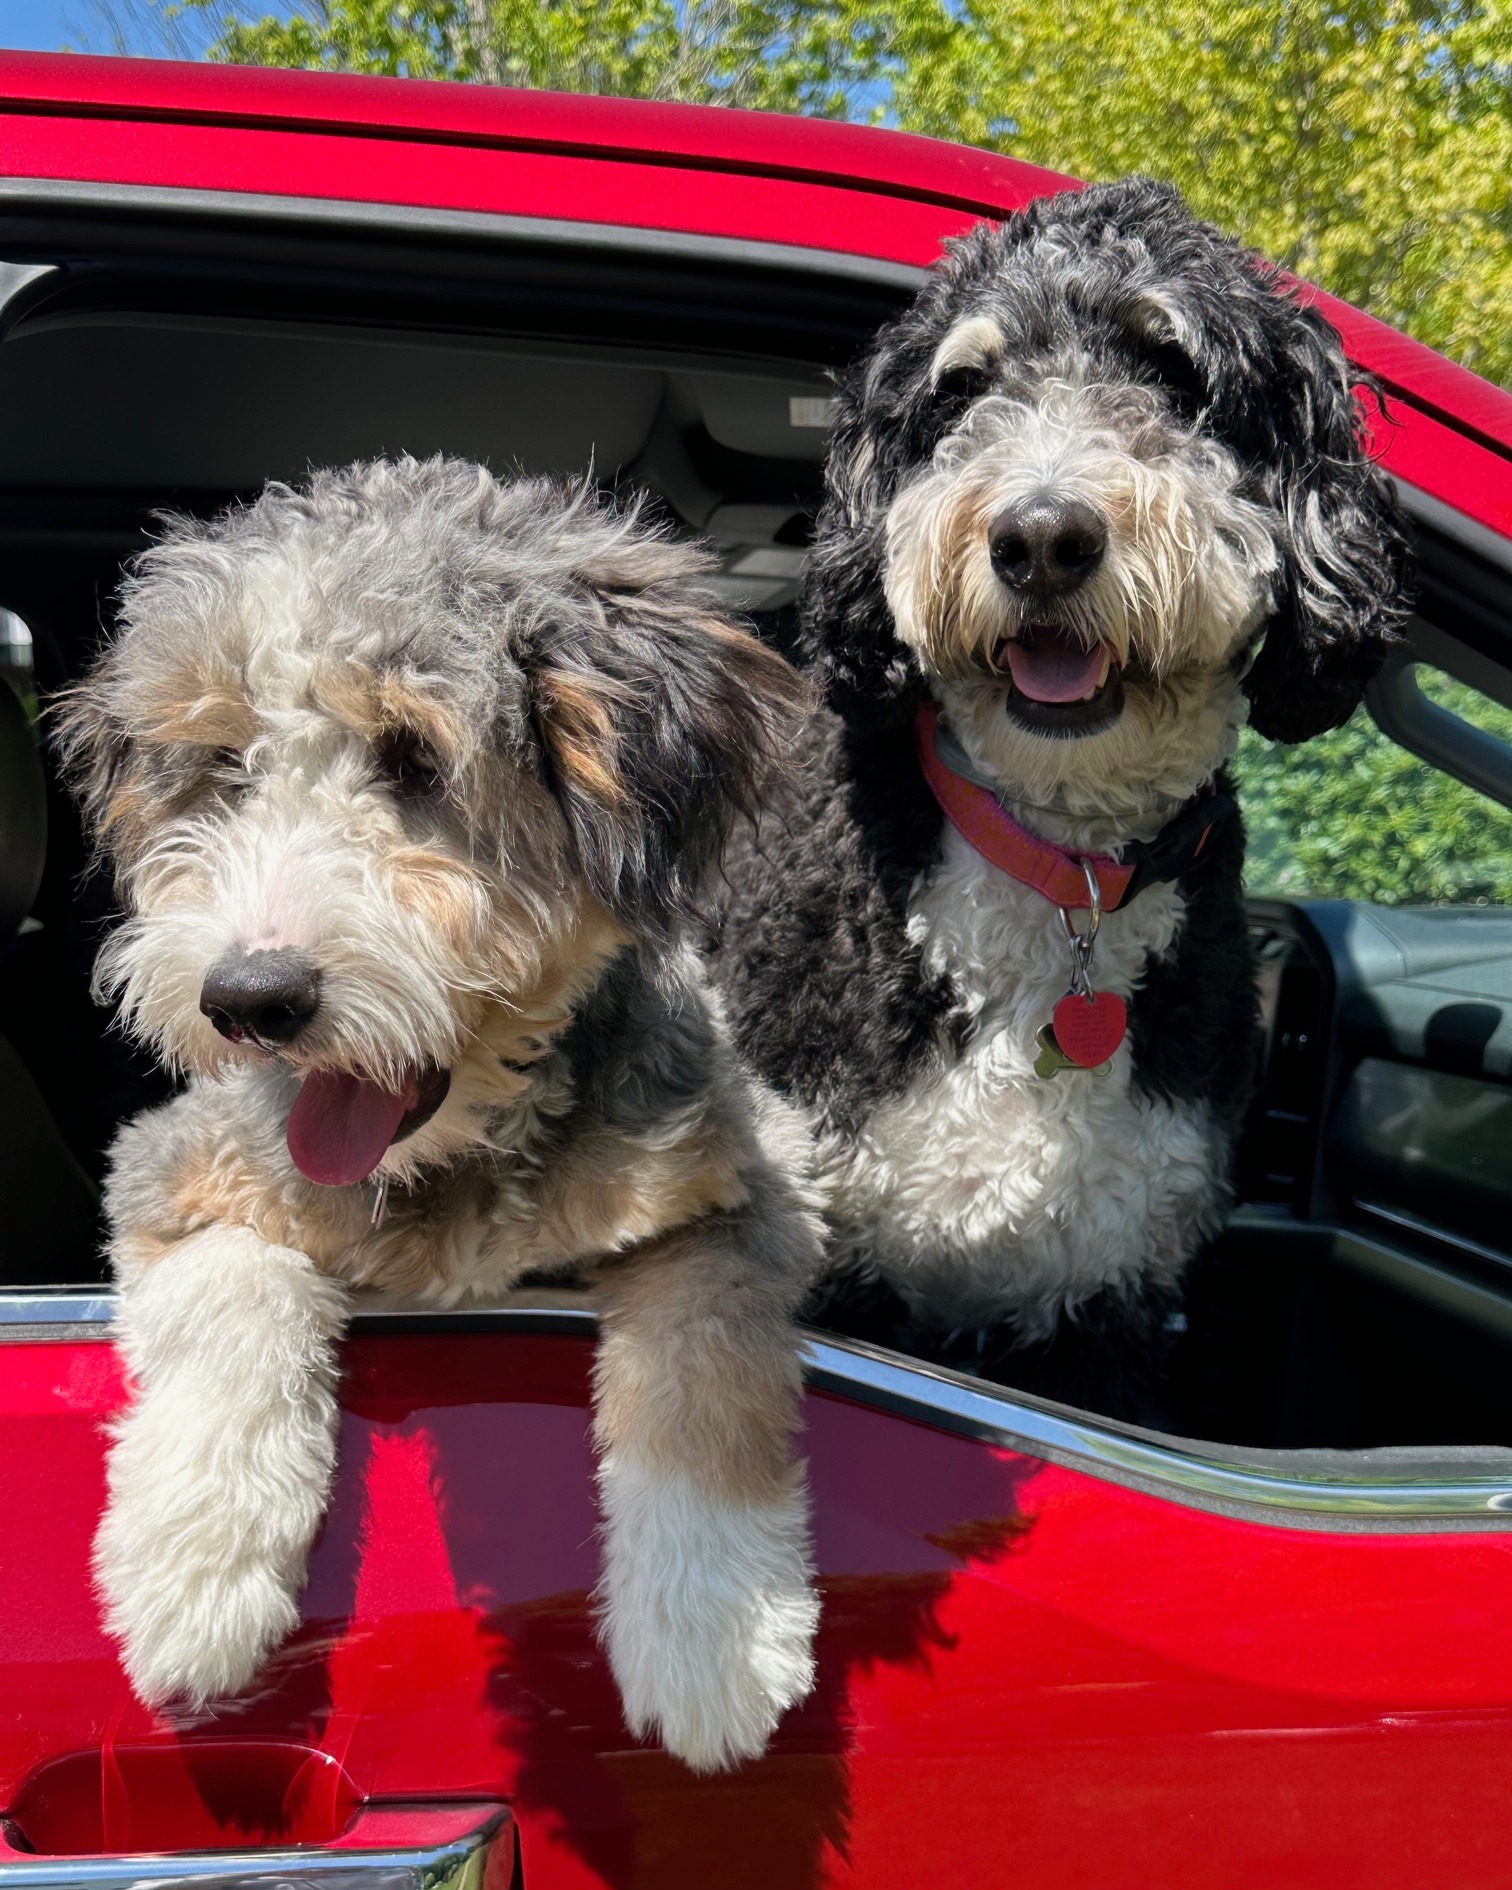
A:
0;680;45;943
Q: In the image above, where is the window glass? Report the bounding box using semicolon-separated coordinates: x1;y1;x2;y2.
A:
1238;665;1512;906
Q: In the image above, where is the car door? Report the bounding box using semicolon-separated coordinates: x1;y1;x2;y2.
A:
2;57;1512;1890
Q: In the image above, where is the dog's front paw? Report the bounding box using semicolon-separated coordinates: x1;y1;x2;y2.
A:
95;1503;301;1706
93;1406;324;1707
598;1459;819;1772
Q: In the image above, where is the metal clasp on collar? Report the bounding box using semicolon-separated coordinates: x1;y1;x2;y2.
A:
1057;858;1102;998
1034;857;1127;1079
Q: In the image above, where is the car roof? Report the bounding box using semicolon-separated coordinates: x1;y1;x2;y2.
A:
2;50;1510;543
0;49;1076;213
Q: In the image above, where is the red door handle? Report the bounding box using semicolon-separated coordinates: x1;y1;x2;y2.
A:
0;1741;510;1890
2;1742;360;1855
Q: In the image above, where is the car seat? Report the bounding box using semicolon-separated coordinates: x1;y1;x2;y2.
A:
0;678;102;1282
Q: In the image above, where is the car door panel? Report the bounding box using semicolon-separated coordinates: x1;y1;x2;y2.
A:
1184;897;1512;1453
1;1308;1510;1890
1329;1058;1512;1249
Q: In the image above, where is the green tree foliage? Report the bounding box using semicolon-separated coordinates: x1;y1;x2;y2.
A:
892;0;1512;390
165;0;887;112
1237;674;1512;905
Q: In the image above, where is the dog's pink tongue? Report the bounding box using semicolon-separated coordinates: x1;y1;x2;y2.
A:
1005;629;1109;704
287;1071;412;1187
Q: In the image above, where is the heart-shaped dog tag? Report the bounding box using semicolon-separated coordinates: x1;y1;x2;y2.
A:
1051;990;1128;1068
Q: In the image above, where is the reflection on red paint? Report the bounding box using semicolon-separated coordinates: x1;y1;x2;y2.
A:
0;1334;1508;1887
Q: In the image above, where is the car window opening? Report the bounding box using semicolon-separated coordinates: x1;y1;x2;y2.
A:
3;220;1511;1469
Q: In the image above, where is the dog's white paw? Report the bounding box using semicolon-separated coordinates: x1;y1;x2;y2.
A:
94;1397;326;1707
597;1458;819;1772
95;1503;300;1706
97;1229;344;1708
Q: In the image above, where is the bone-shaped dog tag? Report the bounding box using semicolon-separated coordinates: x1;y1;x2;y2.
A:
1034;1023;1080;1078
1034;1020;1115;1080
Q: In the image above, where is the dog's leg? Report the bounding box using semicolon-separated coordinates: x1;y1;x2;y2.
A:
592;1177;821;1772
95;1223;348;1706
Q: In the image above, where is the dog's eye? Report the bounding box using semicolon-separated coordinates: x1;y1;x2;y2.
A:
934;363;996;408
1139;340;1207;406
376;729;442;798
207;747;247;793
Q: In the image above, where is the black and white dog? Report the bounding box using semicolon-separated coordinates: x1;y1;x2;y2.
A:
712;179;1411;1414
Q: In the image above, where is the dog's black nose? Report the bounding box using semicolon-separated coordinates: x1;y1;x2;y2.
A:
988;497;1107;594
200;950;322;1046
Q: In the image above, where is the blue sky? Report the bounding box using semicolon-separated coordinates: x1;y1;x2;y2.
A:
4;0;91;52
1;0;223;55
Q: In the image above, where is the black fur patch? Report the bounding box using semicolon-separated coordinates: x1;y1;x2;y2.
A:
1127;771;1260;1131
710;705;956;1135
561;945;718;1133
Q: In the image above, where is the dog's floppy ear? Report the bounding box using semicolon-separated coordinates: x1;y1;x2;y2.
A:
52;654;143;883
528;522;814;942
797;222;1013;729
798;368;922;725
1240;297;1413;743
798;274;995;728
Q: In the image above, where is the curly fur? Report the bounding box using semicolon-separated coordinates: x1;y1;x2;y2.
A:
799;177;1411;744
712;179;1414;1418
59;457;824;1771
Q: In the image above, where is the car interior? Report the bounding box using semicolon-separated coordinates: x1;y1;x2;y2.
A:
2;192;1511;1457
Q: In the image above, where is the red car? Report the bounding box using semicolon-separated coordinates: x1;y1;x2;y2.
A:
2;51;1512;1890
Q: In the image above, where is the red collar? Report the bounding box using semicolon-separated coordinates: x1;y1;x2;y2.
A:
915;703;1227;911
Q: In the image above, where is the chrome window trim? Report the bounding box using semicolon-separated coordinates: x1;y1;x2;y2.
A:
8;1253;1511;1527
797;1329;1512;1530
0;1291;113;1333
0;1801;507;1890
0;178;932;295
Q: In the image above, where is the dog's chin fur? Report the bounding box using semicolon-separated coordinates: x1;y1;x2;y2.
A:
933;664;1249;844
61;457;825;1772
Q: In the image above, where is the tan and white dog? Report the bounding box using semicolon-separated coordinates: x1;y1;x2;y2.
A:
60;457;823;1772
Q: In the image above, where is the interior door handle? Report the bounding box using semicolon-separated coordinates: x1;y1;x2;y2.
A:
0;1802;513;1890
